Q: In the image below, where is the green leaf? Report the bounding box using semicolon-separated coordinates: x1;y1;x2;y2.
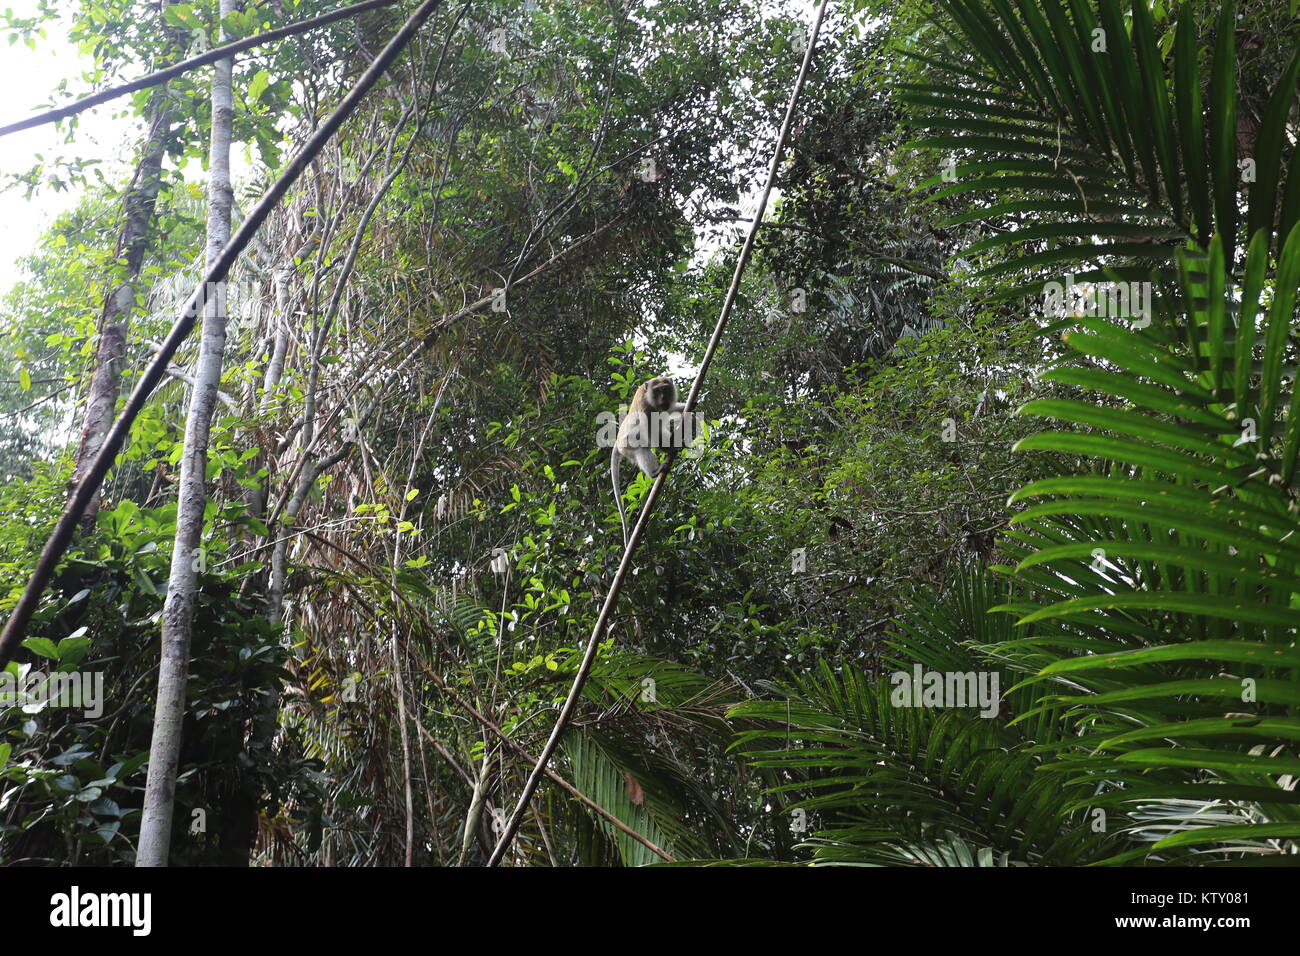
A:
1173;9;1208;236
1017;591;1300;629
1116;748;1300;774
1245;46;1300;248
1233;230;1268;416
57;636;93;667
1153;822;1300;850
22;637;58;659
1130;0;1181;220
1208;0;1238;256
247;68;271;103
1097;717;1300;748
1259;222;1300;445
1037;639;1300;673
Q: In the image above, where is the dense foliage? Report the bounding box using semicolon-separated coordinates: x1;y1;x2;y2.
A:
1;0;1297;866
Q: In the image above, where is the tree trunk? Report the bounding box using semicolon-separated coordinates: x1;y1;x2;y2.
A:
70;107;170;531
137;0;236;867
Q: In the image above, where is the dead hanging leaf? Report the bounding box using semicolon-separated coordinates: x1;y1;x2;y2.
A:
624;771;644;806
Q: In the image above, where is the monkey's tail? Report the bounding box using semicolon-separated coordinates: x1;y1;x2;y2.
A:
612;446;629;547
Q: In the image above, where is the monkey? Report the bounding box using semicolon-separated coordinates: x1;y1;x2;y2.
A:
611;375;687;545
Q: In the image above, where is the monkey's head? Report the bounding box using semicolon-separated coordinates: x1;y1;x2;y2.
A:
645;376;678;411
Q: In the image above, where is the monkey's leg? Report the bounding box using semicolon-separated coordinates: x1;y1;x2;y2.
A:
626;446;662;478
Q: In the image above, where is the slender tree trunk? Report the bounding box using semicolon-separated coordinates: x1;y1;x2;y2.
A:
71;107;170;530
137;0;236;867
457;746;494;866
244;264;293;527
387;396;444;866
392;643;415;865
263;266;294;403
71;0;183;530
